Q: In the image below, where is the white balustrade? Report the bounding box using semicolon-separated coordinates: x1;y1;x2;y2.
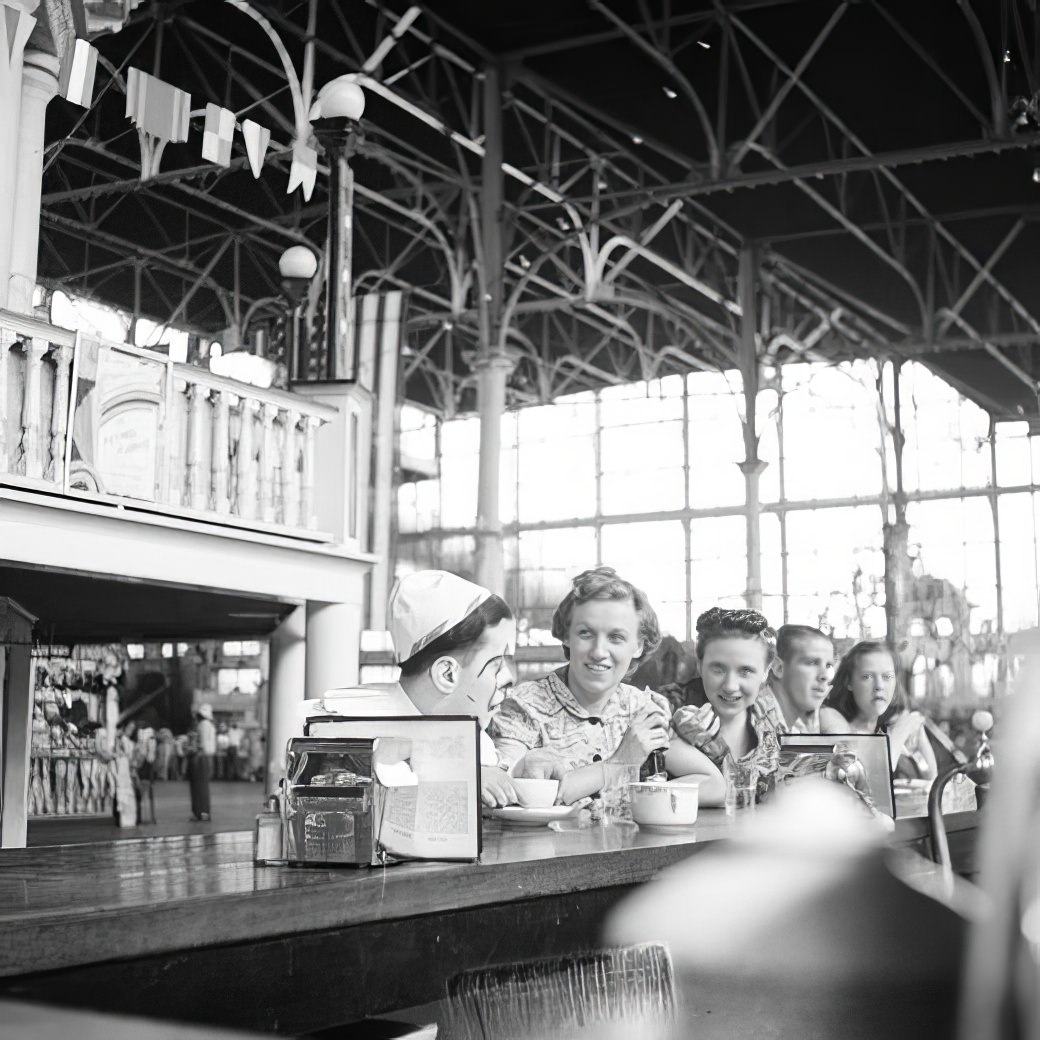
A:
0;308;339;537
46;343;73;485
259;403;278;524
281;408;301;528
18;337;48;479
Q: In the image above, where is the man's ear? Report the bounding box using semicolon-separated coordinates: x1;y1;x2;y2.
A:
770;658;784;680
430;655;461;695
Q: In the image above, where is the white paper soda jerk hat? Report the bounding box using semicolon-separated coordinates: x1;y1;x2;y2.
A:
389;570;492;665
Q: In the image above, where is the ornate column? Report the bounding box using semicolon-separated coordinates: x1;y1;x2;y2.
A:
738;246;766;612
7;50;59;314
473;63;509;596
473;353;513;595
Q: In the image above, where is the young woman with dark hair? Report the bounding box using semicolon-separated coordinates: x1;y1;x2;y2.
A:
663;606;785;806
821;641;937;781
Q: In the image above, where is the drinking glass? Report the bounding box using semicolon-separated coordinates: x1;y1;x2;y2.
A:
599;763;639;825
724;758;758;815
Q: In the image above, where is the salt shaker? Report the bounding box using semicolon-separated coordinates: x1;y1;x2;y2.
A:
254;794;285;866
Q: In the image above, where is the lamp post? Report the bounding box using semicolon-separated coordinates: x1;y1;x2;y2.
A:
278;244;317;381
310;77;365;381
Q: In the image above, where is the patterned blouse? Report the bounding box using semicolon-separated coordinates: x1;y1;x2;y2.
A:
489;670;672;773
670;695;785;801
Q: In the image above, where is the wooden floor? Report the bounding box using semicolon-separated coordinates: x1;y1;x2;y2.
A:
25;780;264;846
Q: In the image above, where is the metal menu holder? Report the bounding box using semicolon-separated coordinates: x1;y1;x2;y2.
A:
289;716;482;866
776;733;896;818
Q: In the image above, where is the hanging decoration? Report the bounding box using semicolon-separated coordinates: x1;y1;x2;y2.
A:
58;38;98;108
1;5;35;71
201;102;235;166
126;67;191;180
287;140;317;201
241;118;270;178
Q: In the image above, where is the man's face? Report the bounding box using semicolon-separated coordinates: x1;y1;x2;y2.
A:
776;636;835;714
440;618;517;729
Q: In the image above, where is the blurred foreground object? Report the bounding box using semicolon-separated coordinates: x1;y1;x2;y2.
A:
928;710;994;892
608;782;970;1040
957;677;1040;1040
445;943;675;1040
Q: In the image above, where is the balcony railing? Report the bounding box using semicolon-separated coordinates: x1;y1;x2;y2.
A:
0;309;338;538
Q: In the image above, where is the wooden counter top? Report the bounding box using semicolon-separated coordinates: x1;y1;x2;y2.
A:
0;808;975;980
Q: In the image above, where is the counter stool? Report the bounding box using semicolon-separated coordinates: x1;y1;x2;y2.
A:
445;942;676;1040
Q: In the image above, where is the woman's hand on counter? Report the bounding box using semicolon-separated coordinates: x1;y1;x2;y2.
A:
514;749;569;780
481;767;519;808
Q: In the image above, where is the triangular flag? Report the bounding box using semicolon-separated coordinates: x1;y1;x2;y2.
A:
58;38;98;108
126;67;190;143
202;102;235;166
241;119;270;179
287;140;317;201
2;7;36;69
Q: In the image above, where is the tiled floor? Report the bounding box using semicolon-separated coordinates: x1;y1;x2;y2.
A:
26;780;266;846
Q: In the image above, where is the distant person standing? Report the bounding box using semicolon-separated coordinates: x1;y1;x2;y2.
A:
215;722;230;780
226;721;243;780
187;706;214;821
197;705;217;781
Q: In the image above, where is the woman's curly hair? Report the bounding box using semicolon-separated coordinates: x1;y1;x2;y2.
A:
552;566;662;661
694;606;776;663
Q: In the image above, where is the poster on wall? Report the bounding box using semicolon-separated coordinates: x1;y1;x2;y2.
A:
66;342;169;502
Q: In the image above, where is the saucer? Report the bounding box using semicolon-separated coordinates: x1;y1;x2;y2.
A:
634;820;698;832
490;806;578;827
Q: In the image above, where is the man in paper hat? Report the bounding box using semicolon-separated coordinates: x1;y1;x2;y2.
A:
305;570;519;808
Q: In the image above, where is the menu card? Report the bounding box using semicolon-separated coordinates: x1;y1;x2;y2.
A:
305;716;482;862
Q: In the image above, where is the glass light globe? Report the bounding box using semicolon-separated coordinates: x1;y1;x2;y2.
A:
310;77;366;121
278;245;318;280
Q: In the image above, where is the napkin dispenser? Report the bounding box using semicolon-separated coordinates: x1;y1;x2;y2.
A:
283;736;384;867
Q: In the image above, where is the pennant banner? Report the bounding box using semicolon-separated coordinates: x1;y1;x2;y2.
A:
287;140;317;201
202;102;235;166
59;38;98;108
1;6;35;71
241;118;270;179
126;67;190;143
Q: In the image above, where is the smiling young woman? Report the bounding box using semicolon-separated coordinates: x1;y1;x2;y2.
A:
663;607;785;807
488;566;672;805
